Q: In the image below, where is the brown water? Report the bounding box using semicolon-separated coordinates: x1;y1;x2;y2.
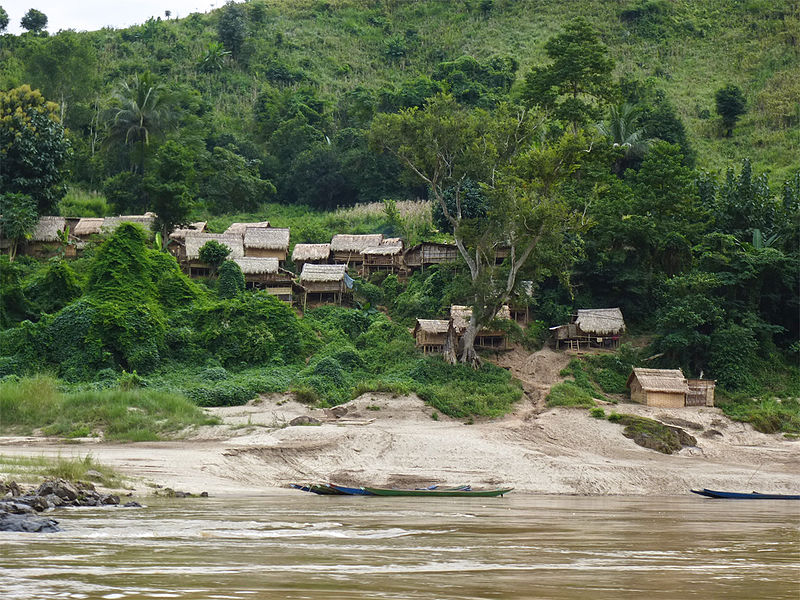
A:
2;493;798;599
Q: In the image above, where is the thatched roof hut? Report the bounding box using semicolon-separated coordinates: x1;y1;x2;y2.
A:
224;221;270;235
449;305;511;332
169;222;207;241
413;319;453;355
234;257;280;274
404;242;459;268
299;263;349;306
73;218;105;237
300;263;347;283
627;368;688;408
292;243;330;263
330;234;384;252
575;308;625;336
244;226;289;250
31;216;67;242
184;232;245;261
102;214;156;233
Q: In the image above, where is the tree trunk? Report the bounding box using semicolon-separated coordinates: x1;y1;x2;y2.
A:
459;315;481;368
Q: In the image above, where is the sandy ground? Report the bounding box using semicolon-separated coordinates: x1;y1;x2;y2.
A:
1;348;798;497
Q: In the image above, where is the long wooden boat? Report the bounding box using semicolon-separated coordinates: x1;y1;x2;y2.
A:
691;488;800;500
328;484;374;496
290;483;346;495
362;486;513;497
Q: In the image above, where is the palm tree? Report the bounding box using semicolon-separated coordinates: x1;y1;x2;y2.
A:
108;72;175;178
597;103;652;174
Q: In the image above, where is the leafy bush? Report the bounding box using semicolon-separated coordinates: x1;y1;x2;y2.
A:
217;260;245;298
546;382;596;408
198;240;231;269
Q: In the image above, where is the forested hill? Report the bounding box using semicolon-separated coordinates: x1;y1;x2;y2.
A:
0;0;798;202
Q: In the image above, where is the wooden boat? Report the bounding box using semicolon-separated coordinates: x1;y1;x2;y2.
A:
362;486;513;497
328;484;374;496
691;488;800;500
290;483;346;495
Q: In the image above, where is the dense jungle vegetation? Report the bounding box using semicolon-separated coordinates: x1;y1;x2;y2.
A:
0;0;798;435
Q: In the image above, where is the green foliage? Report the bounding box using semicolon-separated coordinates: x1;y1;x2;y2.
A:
58;188;110;217
715;84;746;136
20;8;47;32
217;1;247;59
590;407;606;419
0;86;70;214
217;260;245;299
546;381;596;408
145;140;196;243
0;6;8;33
432;178;487;233
198;239;231;269
0;193;38;260
719;397;800;435
24;258;82;315
202;145;275;214
0;374;215;441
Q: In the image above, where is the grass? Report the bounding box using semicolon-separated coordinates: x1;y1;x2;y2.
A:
0;375;219;441
546;381;596;408
607;413;695;454
0;453;126;488
717;397;800;436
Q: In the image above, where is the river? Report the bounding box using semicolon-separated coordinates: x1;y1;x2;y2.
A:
2;493;798;599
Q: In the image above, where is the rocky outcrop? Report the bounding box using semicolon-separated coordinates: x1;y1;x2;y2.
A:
0;478;141;533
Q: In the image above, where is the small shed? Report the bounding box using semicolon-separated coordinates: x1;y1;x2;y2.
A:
627;368;688;408
330;234;384;267
413;319;454;355
552;307;626;350
184;232;245;278
233;257;294;302
362;239;404;277
403;242;459;270
22;216;68;257
244;226;290;261
298;263;351;308
687;379;716;407
291;243;330;273
450;305;511;350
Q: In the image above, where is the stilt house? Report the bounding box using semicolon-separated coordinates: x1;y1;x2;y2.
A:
413;319;455;355
330;234;383;268
450;305;512;350
551;307;625;350
167;222;207;261
298;263;351;308
362;238;405;277
243;226;290;261
291;243;330;274
183;232;245;277
403;242;459;271
233;257;294;301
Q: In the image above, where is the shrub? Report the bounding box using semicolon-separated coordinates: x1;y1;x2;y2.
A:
198;240;231;270
590;407;606;419
217;260;245;298
546;382;596;408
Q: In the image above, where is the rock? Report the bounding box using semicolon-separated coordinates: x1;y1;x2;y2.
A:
327;406;348;419
84;470;104;482
37;479;79;502
0;501;35;515
199;491;209;497
702;429;724;438
0;512;60;533
710;419;728;429
122;501;142;508
665;425;697;447
657;415;703;430
1;481;23;497
99;494;119;505
76;480;96;492
289;415;321;426
42;494;64;508
16;494;49;512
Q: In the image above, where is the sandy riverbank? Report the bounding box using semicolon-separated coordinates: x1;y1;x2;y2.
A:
1;389;798;497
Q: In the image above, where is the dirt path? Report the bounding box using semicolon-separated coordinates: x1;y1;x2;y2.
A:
493;346;571;414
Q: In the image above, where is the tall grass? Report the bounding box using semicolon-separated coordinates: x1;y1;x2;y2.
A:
58;188;112;218
0;375;218;441
0;453;125;487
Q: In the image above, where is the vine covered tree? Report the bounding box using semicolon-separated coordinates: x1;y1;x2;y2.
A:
20;8;47;32
0;193;38;261
199;240;232;271
144;140;196;247
0;85;70;213
217;1;247;59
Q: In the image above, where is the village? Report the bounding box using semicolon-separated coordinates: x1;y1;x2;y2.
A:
2;213;717;410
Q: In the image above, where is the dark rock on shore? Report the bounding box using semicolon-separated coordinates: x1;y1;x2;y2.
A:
0;512;60;533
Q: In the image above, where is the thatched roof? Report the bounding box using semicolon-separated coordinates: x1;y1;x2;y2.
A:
233;257;280;275
300;263;346;283
292;243;330;262
450;305;511;331
627;368;688;394
169;222;207;241
575;308;625;335
244;226;290;251
414;319;451;335
362;243;403;256
31;216;67;242
103;214;155;233
73;218;104;236
224;221;271;235
330;234;383;252
184;232;245;260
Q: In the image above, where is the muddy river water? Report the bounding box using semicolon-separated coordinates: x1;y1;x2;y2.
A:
2;493;798;599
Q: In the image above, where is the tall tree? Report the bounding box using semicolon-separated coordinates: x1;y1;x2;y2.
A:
144;140;195;247
371;94;587;365
597;103;652;174
20;8;47;32
0;6;9;32
715;84;746;137
108;72;176;179
522;17;615;129
0;85;70;213
217;1;247;59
